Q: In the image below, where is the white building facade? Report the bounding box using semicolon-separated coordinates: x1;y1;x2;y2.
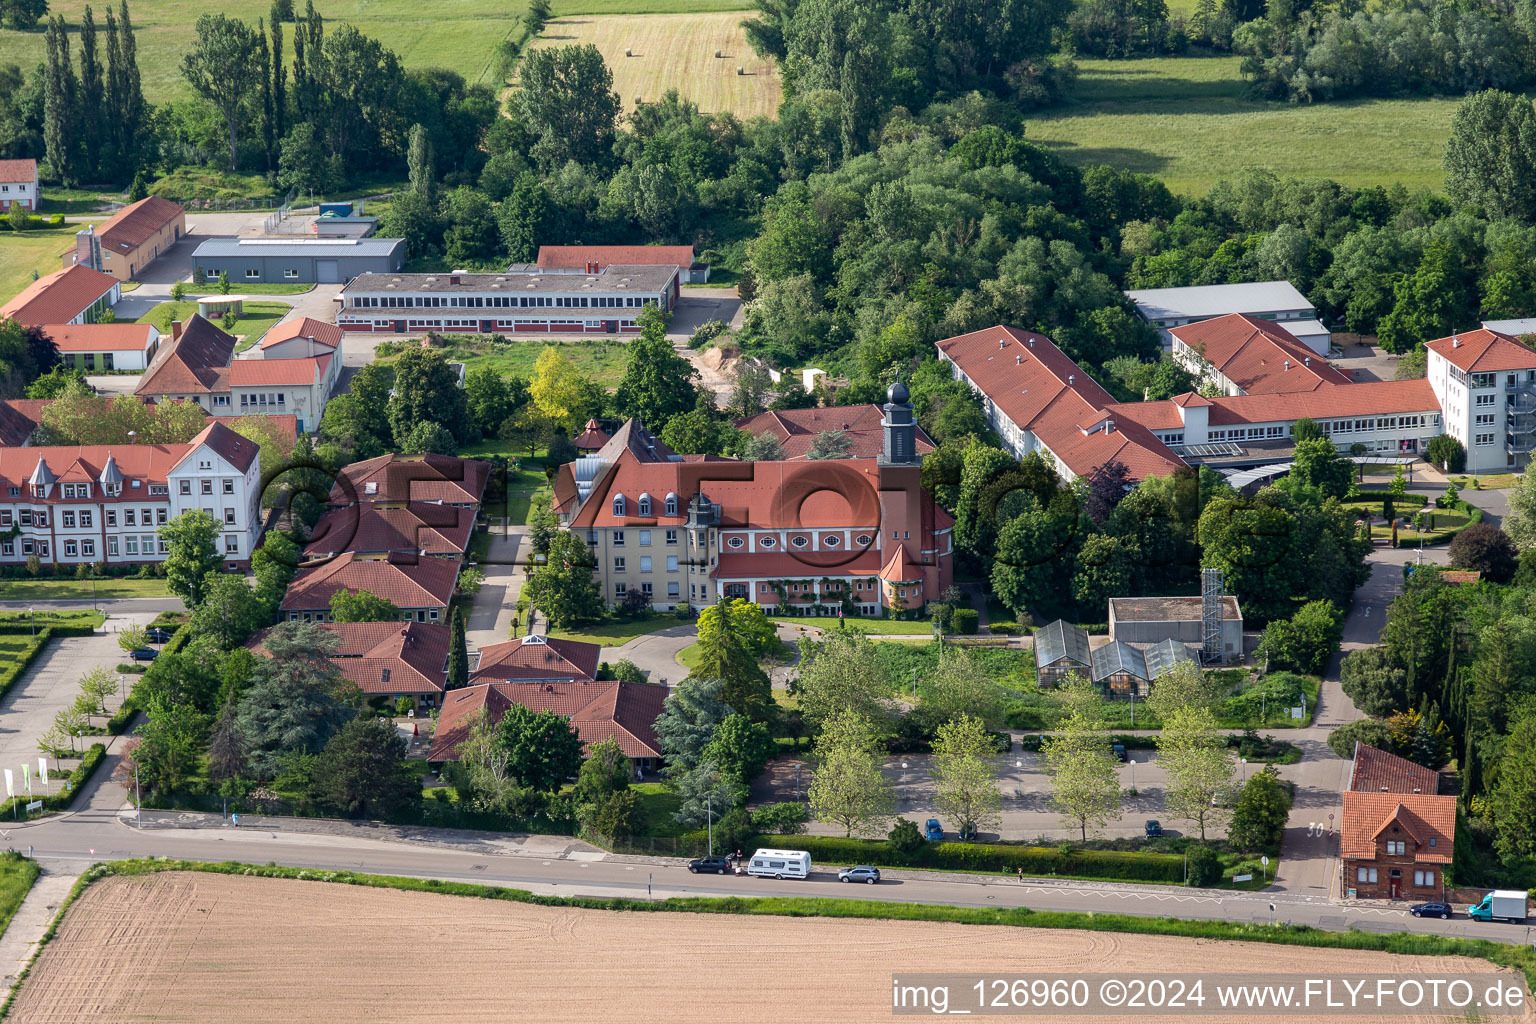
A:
1425;329;1536;474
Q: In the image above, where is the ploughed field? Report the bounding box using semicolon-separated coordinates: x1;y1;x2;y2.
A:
7;870;1518;1023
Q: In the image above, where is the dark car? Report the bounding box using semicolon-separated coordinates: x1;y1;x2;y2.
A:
144;627;173;644
687;856;733;875
924;819;944;841
129;648;158;662
839;865;881;884
1144;819;1163;838
1409;901;1453;920
957;824;978;841
1112;744;1128;763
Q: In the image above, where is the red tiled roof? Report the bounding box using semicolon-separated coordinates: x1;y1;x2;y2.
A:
1349;742;1441;795
0;159;36;184
1171;314;1354;395
91;196;184;255
711;549;886;580
228;355;326;387
735;404;936;460
331;453;489;506
1;265;118;326
566;454;884;530
182;420;259;474
470;635;601;684
304;503;475;558
247;620;450;696
936;325;1184;480
427;678;666;762
573;418;611;450
1340;791;1455;864
209;413;297;444
1110;379;1441;432
280;552;459;611
0;399;51;446
880;543;924;582
260;316;343;349
537;245;695;271
38;323;157;353
0;422;254;496
135;315;235;395
1425;328;1536;373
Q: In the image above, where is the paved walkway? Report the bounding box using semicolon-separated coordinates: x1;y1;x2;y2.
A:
465;526;529;649
0;866;78;1000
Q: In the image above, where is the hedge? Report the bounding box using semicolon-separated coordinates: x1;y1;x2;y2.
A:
0;742;107;821
755;834;1186;883
111;629;193;734
0;611;101;636
0;630;52;704
952;608;979;634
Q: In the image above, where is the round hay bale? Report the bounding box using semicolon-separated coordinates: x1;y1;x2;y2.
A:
625;47;633;57
736;65;745;75
715;49;722;58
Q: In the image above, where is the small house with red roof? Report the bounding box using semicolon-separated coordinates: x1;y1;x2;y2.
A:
2;265;120;327
280;551;460;624
39;322;161;372
552;386;953;617
573;418;611;453
303;502;475;561
247;620;451;708
1426;327;1536;473
258;316;344;360
0;159;38;211
1341;742;1454;901
428;634;667;771
328;452;489;509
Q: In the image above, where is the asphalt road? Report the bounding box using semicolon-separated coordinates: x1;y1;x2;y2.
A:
14;805;1533;948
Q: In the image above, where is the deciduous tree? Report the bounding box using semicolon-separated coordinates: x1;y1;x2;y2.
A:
499;704;583;792
1158;704;1234;841
160;509;221;609
806;709;893;837
328;589;401;623
931;714;1002;839
181;13;260;171
1040;678;1120;840
523;530;603;628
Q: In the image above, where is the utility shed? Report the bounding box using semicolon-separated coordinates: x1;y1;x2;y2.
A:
191;237;406;285
1035;619;1090;689
1108;596;1243;663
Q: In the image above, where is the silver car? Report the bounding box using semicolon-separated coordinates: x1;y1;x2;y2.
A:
838;865;881;884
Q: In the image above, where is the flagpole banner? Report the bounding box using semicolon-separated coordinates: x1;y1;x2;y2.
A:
22;764;29;793
37;758;48;787
4;769;13;798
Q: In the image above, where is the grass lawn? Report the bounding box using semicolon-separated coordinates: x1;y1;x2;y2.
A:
135;301;292;351
631;782;686;837
1025;56;1462;194
377;336;632;387
529;12;780;118
676;641;702;671
1450;473;1521;489
0;577;170;600
0;229;74;305
0;852;40;940
772;615;935;635
546;616;680;646
234;283;317;295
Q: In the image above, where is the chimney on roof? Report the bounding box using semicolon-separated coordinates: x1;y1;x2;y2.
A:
171;320;183;341
1413;787;1421;793
1068;374;1075;386
1452;333;1461;348
1284;360;1291;371
999;338;1005;349
1106;419;1115;433
1305;357;1311;367
1016;354;1022;364
1028;338;1035;348
450;274;461;285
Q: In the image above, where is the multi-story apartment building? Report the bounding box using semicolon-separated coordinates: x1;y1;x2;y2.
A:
552;390;953;616
1425;328;1536;474
0;421;262;569
334;265;678;335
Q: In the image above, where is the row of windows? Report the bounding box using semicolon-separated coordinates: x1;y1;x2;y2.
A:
614;581;679;598
1475;393;1497;408
613;555;680;572
205;268;303;281
349;294;656;310
601;529;679;546
239;392;286;408
1476;433;1496;446
1354;867;1436;886
613;493;679;518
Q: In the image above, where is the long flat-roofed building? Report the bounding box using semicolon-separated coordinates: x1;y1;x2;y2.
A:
335;264;679;335
1126;280;1329;354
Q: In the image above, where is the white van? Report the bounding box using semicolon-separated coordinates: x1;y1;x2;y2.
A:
747;848;812;880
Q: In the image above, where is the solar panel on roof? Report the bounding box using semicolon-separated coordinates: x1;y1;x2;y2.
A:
1171;442;1243;457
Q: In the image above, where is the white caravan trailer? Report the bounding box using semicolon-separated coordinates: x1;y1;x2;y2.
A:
747;848;812;880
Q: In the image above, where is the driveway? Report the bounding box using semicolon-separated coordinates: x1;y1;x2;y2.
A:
465;527;528;649
0;613;155;792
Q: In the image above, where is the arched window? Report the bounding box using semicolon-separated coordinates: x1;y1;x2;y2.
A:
612;494;626;517
638;493;652;517
664;493;678;516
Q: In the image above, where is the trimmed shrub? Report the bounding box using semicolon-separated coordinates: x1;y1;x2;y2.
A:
952;608;979;634
0;631;52;703
754;834;1186;883
1186;844;1222;887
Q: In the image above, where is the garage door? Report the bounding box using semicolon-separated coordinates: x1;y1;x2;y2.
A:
316;260;339;283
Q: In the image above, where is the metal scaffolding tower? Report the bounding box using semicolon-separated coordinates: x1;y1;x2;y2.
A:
1201;568;1225;663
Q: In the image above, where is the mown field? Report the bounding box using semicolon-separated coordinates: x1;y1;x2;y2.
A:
1026;56;1461;194
528;12;780;117
0;0;756;104
0;229;72;305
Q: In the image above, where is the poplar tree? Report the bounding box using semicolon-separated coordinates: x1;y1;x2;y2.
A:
78;6;104;180
104;5;125;177
256;19;275;171
269;7;286;143
43;17;79;187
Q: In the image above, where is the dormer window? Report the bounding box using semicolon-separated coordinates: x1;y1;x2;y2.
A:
612;494;626;517
31;486;44;499
664;493;677;516
638;494;651;517
364;482;378;495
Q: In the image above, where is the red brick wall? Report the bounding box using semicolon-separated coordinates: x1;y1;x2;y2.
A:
1344;858;1446;900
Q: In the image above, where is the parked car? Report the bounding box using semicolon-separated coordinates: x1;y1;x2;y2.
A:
1112;744;1128;762
1409;901;1453;920
838;865;881;884
924;819;944;841
129;648;158;662
1144;820;1163;838
1210;788;1234;808
144;627;173;644
686;856;733;875
957;824;978;841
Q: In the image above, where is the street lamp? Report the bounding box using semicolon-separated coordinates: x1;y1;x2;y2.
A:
901;762;909;807
1128;758;1136;792
1241;757;1249;783
27;607;34;638
706;793;713;855
1014;759;1023;798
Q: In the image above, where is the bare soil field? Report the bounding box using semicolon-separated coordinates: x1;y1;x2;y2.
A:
529;12;781;118
8;871;1524;1024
